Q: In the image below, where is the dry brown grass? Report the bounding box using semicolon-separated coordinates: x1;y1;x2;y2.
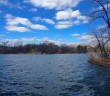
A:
89;56;110;66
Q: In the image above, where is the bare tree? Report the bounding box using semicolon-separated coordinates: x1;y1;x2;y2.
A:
90;0;110;59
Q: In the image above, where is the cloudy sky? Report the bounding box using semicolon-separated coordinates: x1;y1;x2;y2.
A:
0;0;97;45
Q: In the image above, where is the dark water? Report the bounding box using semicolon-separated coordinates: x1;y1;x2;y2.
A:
0;54;110;96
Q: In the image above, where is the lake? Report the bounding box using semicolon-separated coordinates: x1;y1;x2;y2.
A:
0;54;110;96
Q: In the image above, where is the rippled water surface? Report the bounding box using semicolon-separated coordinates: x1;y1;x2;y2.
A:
0;54;110;96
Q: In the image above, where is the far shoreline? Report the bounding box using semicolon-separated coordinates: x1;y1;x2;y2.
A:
0;53;89;55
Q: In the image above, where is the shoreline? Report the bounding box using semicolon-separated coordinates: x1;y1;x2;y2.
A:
88;57;110;66
0;53;88;54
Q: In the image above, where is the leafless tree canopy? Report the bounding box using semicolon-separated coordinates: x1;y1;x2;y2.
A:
90;0;110;59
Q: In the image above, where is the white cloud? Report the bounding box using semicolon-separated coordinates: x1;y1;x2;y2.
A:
55;9;89;29
5;26;29;32
55;9;88;22
55;9;81;20
29;8;37;12
5;14;48;32
33;17;55;25
77;16;89;24
97;24;107;30
97;3;110;10
40;37;49;41
30;24;48;30
33;17;41;21
82;20;89;24
6;15;31;26
73;20;81;25
56;10;72;20
71;33;80;36
40;37;63;45
78;35;96;42
55;21;73;29
20;37;36;42
55;19;84;29
4;37;37;44
3;37;63;45
78;35;94;40
70;33;96;43
0;0;24;9
2;36;91;45
0;0;11;6
55;24;71;29
77;16;86;20
43;18;55;25
40;37;88;45
24;0;81;10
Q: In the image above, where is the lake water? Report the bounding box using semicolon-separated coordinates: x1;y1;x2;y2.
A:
0;54;110;96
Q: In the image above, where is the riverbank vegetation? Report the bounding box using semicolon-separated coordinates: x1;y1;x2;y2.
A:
89;0;110;65
89;54;110;65
0;41;87;54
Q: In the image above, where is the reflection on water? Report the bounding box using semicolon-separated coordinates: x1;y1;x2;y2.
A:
0;54;110;96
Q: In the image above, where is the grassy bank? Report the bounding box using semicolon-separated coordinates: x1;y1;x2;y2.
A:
88;56;110;66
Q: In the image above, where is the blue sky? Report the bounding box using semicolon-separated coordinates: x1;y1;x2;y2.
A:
0;0;98;45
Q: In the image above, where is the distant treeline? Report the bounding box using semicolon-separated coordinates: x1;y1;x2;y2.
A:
0;41;87;54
